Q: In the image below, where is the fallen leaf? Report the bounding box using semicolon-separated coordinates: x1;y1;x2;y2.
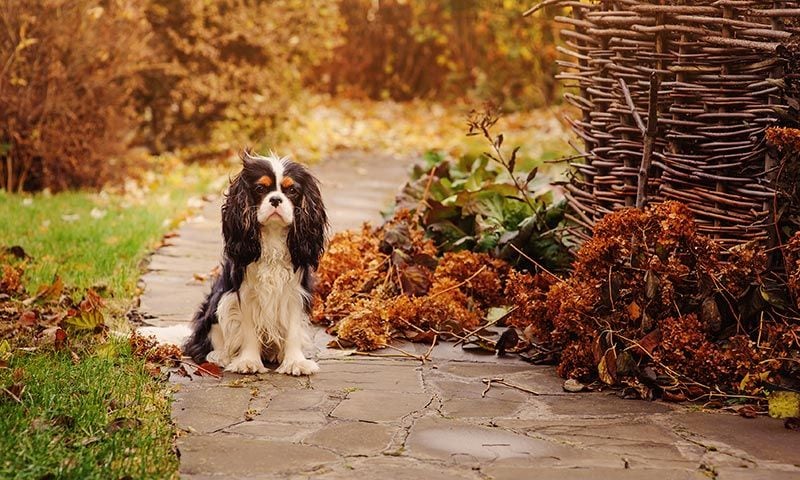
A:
399;265;431;296
632;329;661;358
18;310;37;327
662;390;687;402
627;301;641;320
34;276;63;303
784;417;800;431
194;362;222;377
54;328;67;350
738;405;760;418
63;310;104;331
3;246;28;259
106;417;142;433
597;348;618;385
496;327;519;356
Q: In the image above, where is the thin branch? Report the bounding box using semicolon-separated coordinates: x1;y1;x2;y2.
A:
430;265;487;298
481;377;540;396
508;243;565;284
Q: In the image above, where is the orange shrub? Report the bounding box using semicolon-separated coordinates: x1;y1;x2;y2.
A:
0;0;151;191
312;0;562;108
139;0;341;153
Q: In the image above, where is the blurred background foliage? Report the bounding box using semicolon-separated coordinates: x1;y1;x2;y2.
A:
0;0;562;192
312;0;561;108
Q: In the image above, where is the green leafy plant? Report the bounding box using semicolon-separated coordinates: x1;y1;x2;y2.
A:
393;109;573;272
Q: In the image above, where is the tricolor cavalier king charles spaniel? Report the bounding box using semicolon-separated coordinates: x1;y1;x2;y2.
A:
184;151;327;375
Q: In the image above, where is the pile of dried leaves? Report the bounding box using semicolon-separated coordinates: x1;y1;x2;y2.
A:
316;200;799;404
512;201;800;400
314;210;513;350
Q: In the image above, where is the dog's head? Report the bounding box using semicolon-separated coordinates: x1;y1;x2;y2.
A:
222;150;328;271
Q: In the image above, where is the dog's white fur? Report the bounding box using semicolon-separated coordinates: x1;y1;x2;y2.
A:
206;154;319;376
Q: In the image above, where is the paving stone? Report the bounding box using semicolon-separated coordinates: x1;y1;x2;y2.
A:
535;392;674;417
481;466;707;480
716;467;800;479
302;456;479;480
266;389;328;411
431;378;528;419
173;386;253;433
436;362;534;378
179;435;339;476
225;421;319;442
669;412;800;466
406;416;614;467
312;360;423;393
504;418;701;469
330;390;432;422
304;421;396;456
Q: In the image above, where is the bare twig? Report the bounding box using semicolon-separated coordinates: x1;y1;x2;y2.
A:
481;377;540;396
453;307;518;348
2;386;23;404
430;265;487;299
507;243;565;284
636;72;660;210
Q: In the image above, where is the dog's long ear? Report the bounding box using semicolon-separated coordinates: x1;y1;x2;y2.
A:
222;171;261;271
288;170;328;271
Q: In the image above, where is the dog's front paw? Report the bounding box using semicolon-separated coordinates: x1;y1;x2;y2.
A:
206;350;229;367
276;358;319;376
225;356;267;374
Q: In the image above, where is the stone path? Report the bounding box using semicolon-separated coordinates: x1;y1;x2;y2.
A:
138;150;800;479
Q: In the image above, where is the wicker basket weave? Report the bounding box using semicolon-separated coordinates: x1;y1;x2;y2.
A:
541;0;800;249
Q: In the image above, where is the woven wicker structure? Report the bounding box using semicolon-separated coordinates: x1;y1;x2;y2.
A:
540;0;800;249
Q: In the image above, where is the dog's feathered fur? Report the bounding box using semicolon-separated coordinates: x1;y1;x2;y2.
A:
184;151;327;375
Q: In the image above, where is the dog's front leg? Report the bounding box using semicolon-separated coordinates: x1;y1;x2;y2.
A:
276;306;318;376
217;292;267;374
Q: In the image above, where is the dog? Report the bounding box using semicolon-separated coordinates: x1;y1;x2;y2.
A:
184;151;327;375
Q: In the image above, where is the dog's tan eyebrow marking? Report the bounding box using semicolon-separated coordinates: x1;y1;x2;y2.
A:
257;176;272;187
281;177;294;188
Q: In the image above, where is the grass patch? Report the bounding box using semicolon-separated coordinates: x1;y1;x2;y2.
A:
1;162;225;299
0;160;227;479
0;340;176;479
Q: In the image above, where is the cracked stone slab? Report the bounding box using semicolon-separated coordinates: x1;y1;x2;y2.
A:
481;465;707;480
506;419;701;470
406;416;618;468
178;435;339;476
304;421;396;456
669;412;800;467
173;386;254;433
301;456;480;480
330;390;432;422
225;421;319;442
312;360;423;393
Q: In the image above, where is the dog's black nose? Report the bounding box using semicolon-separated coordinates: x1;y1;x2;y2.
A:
269;197;282;207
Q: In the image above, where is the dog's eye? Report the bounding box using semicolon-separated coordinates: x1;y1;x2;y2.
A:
255;184;267;194
284;185;297;194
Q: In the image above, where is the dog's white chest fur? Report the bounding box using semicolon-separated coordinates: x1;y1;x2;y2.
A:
239;231;306;346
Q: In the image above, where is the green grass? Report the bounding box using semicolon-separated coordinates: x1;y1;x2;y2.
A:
0;161;226;479
0;341;177;479
0;163;224;299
